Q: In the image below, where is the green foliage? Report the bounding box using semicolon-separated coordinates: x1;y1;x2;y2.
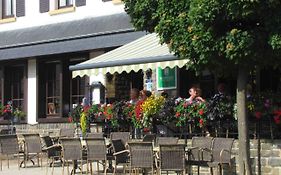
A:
123;0;281;73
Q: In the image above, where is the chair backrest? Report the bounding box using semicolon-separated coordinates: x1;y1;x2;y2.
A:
211;138;234;164
159;144;185;171
111;139;129;164
156;137;178;147
59;128;75;138
142;134;156;143
190;137;213;161
60;138;82;160
22;134;42;154
86;133;104;139
42;136;53;148
0;135;19;155
128;142;153;169
85;138;107;161
42;136;61;158
110;132;130;144
0;128;11;135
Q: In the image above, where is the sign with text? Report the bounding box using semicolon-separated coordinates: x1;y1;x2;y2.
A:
157;67;177;90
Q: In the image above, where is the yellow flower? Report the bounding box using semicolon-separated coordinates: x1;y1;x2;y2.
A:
188;26;193;33
230;28;238;35
226;43;234;50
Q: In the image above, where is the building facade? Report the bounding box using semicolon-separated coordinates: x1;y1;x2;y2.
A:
0;0;144;124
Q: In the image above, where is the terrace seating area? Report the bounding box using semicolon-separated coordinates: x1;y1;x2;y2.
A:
0;128;236;175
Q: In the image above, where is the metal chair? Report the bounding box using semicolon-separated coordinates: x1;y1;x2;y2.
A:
85;138;108;175
86;133;104;139
186;137;213;175
110;132;130;145
0;135;21;170
155;137;178;147
60;138;83;175
59;128;75;138
206;138;235;175
158;144;186;175
22;134;43;168
111;139;130;175
41;136;62;175
142;134;156;143
128;142;154;175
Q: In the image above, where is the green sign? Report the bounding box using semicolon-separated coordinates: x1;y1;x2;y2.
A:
157;67;177;90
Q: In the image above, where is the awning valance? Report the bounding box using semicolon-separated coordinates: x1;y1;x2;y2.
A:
70;33;188;77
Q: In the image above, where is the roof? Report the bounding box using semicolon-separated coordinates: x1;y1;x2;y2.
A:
70;33;188;77
0;13;145;60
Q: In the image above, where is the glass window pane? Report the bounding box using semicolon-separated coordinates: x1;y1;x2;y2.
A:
4;0;13;16
59;0;66;7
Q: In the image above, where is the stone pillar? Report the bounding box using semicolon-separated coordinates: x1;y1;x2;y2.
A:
27;59;38;124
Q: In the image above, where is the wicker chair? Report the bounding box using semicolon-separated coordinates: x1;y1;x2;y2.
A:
59;128;75;138
186;137;213;175
111;139;130;175
155;137;178;147
60;138;83;175
110;132;130;145
86;133;104;139
128;142;154;175
206;138;235;175
142;134;156;143
0;135;20;170
158;144;186;175
41;136;62;175
22;134;43;168
85;138;108;175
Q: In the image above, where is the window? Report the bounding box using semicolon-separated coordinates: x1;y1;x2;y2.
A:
4;65;25;110
58;0;73;9
46;62;61;116
71;76;89;108
2;0;14;18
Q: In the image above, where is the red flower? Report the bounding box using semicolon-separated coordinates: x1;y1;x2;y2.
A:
83;105;90;112
176;112;181;118
255;111;262;120
199;119;204;126
198;109;204;116
183;102;188;108
68;117;73;123
134;101;143;120
143;127;150;132
274;116;280;124
107;114;112;120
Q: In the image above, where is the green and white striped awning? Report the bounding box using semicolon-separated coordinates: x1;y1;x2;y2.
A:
70;33;188;77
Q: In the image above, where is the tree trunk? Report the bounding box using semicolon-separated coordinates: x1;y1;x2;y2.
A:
237;67;252;175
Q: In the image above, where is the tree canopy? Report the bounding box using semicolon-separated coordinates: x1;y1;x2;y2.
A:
124;0;281;73
123;1;281;174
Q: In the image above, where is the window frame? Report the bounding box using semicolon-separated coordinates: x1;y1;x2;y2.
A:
2;0;14;19
71;75;89;109
45;62;61;117
58;0;73;9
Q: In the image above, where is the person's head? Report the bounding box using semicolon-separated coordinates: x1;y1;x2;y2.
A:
217;83;225;93
189;86;198;98
140;90;152;100
161;91;168;98
130;88;140;100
